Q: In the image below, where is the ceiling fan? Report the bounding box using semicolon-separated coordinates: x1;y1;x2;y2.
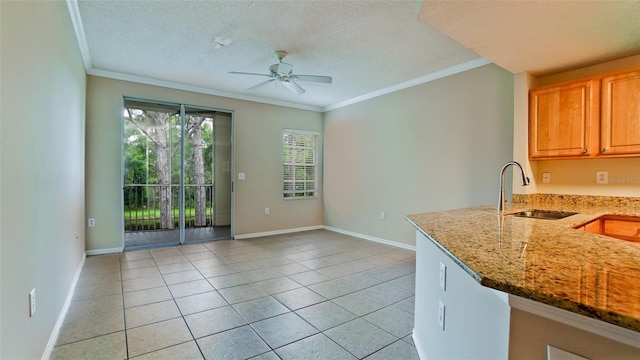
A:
230;50;332;94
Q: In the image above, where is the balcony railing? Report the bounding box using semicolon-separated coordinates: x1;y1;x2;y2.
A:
124;184;214;231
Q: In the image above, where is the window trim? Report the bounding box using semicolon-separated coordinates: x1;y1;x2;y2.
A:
283;129;319;200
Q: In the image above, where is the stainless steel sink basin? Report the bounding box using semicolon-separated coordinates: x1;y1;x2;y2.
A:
508;210;578;220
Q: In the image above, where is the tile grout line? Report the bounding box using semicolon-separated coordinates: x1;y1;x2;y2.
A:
180;245;232;360
90;232;417;359
119;254;131;360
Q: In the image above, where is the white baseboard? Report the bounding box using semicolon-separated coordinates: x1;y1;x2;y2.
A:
86;247;123;256
41;252;86;360
412;328;426;360
233;225;324;240
323;226;416;251
85;226;415;253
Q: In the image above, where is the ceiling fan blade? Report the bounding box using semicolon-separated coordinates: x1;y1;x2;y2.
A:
291;74;333;84
282;79;305;94
246;79;275;91
229;71;273;78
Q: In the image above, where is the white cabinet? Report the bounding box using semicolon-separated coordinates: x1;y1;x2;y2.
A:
413;231;510;359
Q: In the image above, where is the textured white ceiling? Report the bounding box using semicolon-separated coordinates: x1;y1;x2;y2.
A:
73;0;480;110
421;0;640;76
71;1;640;111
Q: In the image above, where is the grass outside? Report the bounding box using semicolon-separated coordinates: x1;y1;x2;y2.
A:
124;207;212;231
124;207;212;219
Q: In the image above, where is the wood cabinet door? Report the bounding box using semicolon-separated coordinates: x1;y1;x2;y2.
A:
602;218;640;242
529;79;598;159
599;267;640;319
600;70;640;156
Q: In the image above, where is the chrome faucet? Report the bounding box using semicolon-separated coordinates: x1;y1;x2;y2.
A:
498;161;530;214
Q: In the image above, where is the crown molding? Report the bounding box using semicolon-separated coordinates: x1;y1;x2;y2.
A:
66;0;91;70
87;68;324;112
66;0;492;114
323;57;492;112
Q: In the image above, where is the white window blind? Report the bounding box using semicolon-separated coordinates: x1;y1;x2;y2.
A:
283;130;318;199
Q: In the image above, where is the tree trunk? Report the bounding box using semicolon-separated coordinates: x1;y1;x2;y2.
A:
192;117;207;227
151;112;174;229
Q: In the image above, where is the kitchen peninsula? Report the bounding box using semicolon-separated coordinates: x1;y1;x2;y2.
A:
406;195;640;359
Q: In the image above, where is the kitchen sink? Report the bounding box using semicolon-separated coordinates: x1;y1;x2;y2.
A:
508;210;578;220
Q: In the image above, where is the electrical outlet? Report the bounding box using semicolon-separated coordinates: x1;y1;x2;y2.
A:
438;300;445;330
380;211;385;220
542;172;551;184
29;288;36;317
88;218;95;227
439;262;446;291
596;171;608;184
264;208;270;215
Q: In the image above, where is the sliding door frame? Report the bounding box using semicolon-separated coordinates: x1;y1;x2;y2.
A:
120;96;235;249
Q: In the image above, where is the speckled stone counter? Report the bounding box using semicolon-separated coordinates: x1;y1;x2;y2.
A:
406;195;640;333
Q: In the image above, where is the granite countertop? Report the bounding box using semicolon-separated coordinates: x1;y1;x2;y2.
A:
405;194;640;333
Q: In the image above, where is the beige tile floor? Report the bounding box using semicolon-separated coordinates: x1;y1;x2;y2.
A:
51;230;419;360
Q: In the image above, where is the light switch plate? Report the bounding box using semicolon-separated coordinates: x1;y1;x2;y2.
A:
238;173;246;180
439;262;446;291
438;300;445;330
29;288;36;317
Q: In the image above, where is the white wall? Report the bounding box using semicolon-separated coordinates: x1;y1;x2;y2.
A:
85;77;324;252
323;64;515;247
0;1;86;358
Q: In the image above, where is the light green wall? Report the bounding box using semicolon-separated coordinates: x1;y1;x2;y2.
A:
85;77;323;251
0;1;86;358
323;64;515;246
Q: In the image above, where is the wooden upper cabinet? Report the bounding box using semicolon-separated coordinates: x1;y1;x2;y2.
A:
529;67;640;160
600;70;640;156
529;79;598;159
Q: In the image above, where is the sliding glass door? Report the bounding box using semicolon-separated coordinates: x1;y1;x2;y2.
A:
122;98;232;249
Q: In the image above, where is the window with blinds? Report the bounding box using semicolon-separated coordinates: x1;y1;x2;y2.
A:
283;130;318;199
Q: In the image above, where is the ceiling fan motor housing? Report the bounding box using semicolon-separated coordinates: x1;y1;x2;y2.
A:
270;62;294;76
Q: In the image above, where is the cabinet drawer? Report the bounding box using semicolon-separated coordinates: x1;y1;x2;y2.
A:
603;219;640;240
